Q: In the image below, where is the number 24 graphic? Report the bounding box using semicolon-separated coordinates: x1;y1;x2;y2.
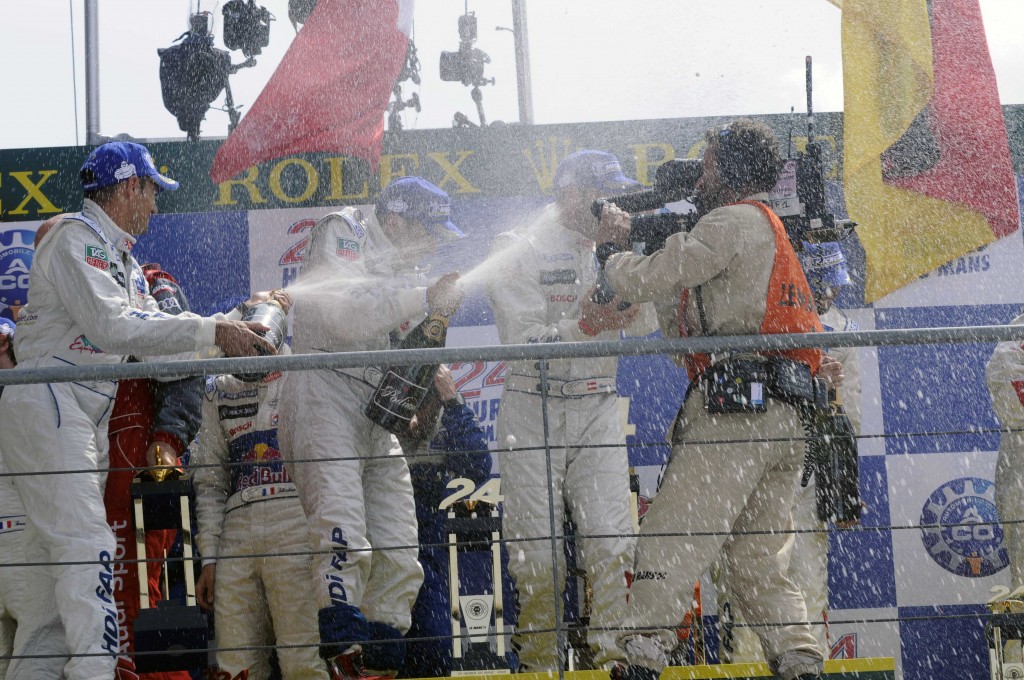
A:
439;477;503;509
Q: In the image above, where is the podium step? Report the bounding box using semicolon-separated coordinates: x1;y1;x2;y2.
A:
433;658;895;680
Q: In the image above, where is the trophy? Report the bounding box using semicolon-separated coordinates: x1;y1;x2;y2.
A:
446;500;508;675
130;457;209;673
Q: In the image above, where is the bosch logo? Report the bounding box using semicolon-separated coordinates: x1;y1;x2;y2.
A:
228;421;253;437
0;228;35;316
920;477;1008;577
460;595;494;630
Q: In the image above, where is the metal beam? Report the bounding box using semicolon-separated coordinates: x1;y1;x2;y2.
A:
84;0;101;145
511;0;534;124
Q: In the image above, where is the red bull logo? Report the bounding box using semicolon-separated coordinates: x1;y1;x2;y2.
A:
237;444;290;489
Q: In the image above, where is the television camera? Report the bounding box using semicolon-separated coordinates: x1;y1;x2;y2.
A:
593;57;855;278
222;0;274;58
440;10;495;126
158;3;271;141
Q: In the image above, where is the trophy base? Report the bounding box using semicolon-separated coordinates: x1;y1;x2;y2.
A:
451;644;512;676
133;602;209;673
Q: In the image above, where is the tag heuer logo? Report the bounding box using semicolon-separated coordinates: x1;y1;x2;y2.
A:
337;238;360;261
85;245;109;271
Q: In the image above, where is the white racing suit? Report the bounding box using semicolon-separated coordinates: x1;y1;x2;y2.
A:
715;305;862;662
280;207;424;669
606;197;825;680
485;204;651;671
0;201;221;680
191;362;327;680
987;313;1024;589
0;436;64;679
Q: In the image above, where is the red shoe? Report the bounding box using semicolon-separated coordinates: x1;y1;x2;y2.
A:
326;650;395;680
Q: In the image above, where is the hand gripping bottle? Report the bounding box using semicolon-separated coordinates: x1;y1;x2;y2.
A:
235;299;287;382
365;311;450;434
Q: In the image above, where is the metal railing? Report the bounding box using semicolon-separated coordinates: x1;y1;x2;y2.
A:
2;324;1023;386
1;322;1023;674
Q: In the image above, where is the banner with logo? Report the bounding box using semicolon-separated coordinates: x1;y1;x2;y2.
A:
3;109;1024;679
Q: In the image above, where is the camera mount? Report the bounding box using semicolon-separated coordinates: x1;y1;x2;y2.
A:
389;40;423;132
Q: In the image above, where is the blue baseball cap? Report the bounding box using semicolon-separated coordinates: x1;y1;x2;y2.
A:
80;142;180;192
0;317;15;339
799;241;852;287
553;150;639;193
375;177;464;238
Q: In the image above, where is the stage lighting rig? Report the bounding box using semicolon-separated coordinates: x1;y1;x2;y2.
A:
389;40;422;132
157;11;258;141
288;0;318;29
440;10;495;126
222;0;274;58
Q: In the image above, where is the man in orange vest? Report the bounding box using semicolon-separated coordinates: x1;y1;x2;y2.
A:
599;119;829;680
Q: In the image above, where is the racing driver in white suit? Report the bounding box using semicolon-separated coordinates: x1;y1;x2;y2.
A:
486;150;653;672
192;291;328;680
0;141;273;680
280;177;464;680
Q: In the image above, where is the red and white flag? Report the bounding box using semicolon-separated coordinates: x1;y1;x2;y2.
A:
210;0;412;183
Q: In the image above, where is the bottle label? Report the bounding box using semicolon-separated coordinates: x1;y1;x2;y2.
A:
422;318;446;344
372;370;429;419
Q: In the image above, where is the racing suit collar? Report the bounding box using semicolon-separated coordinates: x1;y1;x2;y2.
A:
81;198;138;254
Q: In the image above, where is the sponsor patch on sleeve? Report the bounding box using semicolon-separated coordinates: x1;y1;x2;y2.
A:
85;245;109;271
69;334;103;354
337;238;361;261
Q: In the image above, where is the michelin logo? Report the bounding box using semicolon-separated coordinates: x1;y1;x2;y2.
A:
920;476;1008;577
113;161;137;181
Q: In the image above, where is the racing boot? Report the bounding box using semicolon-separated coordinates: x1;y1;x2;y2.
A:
326;648;394;680
612;633;667;680
610;662;660;680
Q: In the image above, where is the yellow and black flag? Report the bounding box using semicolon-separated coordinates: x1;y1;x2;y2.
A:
841;0;1019;302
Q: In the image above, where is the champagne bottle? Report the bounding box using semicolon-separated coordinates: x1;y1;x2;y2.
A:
235;300;287;382
365;311;450;434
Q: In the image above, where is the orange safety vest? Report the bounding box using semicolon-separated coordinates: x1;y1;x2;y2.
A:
679;201;823;381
